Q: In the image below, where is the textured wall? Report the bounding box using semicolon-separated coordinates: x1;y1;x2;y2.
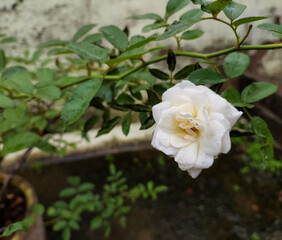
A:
0;0;281;53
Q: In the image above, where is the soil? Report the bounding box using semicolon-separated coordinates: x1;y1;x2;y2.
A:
0;184;26;239
19;146;282;240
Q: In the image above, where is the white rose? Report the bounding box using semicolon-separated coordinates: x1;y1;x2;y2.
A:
151;80;242;178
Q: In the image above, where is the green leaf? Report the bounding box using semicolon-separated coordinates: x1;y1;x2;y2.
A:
71;24;97;42
188;69;227;85
208;0;232;17
68;42;110;63
149;69;170;80
83;115;99;135
223;52;250;78
3;102;26;121
140;114;155;130
67;176;81;186
81;33;103;44
223;1;246;21
1;66;34;94
181;29;204;40
62;227;71;240
59;187;77;198
99;25;129;51
221;88;253;108
122;112;132;136
69;220;80;231
174;63;201;79
128;13;162;20
3;222;25;236
106;46;163;65
61;78;103;125
165;0;191;19
36;68;54;83
2;132;41;155
56;76;83;88
38;40;68;48
180;9;204;23
78;183;95;192
47;48;72;56
117;93;135;105
96;117;121;137
0;37;17;44
127;35;157;51
142;23;168;33
33;204;45;215
34;86;61;100
126;104;151;112
36;140;57;153
158;21;188;40
258;23;282;36
0;48;6;71
251;116;274;160
241;82;277;103
0;94;14;108
233;16;269;27
91;217;103;230
167;49;176;72
146;89;160;106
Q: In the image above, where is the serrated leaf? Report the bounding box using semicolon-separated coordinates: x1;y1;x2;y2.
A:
165;0;191;19
100;25;129;51
0;94;14;108
68;42;110;63
128;13;162;20
96;117;121;137
208;0;232;17
142;23;168;33
117;93;135;105
223;52;250;78
188;69;227;85
223;1;246;21
140;114;155;130
0;48;6;71
221;88;253;108
61;78;103;125
38;40;68;48
34;86;61;100
149;68;170;80
71;24;97;42
122;112;132;136
233;16;269;27
2;132;41;155
181;29;204;40
180;9;204;23
0;37;17;44
3;102;26;121
241;82;277;103
167;49;176;72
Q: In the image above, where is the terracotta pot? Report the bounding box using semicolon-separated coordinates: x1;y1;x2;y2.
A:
0;172;46;240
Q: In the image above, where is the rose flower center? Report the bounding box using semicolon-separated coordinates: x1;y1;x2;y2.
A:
176;112;202;139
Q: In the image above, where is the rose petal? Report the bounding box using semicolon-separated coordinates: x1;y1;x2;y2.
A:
220;132;231;153
194;149;214;169
152;101;171;123
152;128;178;156
175;142;198;166
187;168;202;178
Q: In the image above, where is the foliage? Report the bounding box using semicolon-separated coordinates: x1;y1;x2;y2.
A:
0;0;281;237
47;161;167;240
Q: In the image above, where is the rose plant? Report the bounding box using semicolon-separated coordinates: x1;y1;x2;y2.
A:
0;0;282;239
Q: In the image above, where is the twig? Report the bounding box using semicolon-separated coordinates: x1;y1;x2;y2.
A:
0;147;33;203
